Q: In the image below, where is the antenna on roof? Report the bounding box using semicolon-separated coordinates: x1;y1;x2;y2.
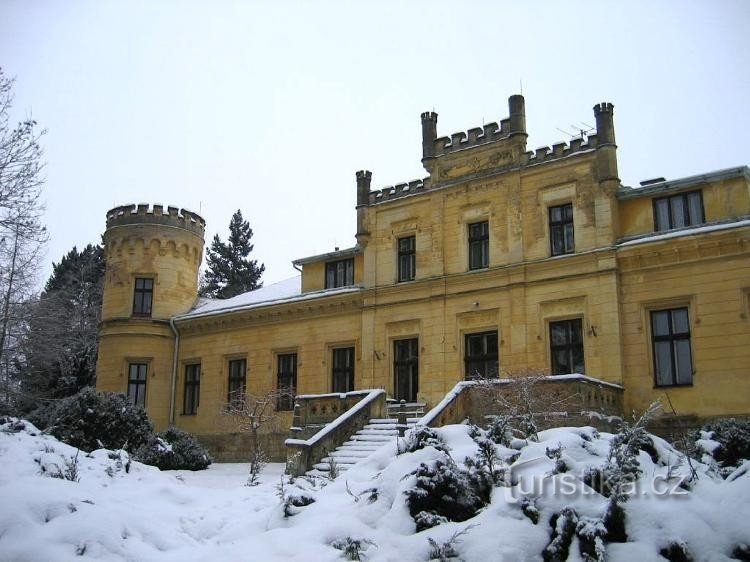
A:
556;122;595;141
519;79;523;95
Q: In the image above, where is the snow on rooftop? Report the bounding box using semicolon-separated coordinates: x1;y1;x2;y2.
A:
618;218;750;248
179;276;361;320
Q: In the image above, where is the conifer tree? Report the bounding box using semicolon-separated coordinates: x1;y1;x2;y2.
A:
200;210;264;299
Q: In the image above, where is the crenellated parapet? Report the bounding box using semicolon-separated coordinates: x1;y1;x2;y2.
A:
106;203;205;238
521;134;599;167
368;178;428;205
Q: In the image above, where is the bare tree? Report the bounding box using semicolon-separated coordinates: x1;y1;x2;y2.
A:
0;68;47;411
222;387;293;485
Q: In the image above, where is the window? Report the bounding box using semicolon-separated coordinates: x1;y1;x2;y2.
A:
127;363;147;407
398;236;416;282
549;204;574;256
394;338;419;402
132;278;153;316
468;221;489;270
464;331;499;380
277;353;297;411
227;358;247;407
325;258;354;289
550;319;585;374
183;363;200;415
653;191;704;231
332;347;355;393
651;308;693;386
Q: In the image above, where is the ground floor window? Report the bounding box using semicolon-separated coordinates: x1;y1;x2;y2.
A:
332;347;355;393
550;319;585;374
277;353;297;411
464;331;499;380
394;338;419;402
127;363;147;407
228;358;247;408
651;307;692;386
183;363;200;414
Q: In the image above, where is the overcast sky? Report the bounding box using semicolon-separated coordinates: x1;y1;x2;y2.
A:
1;0;748;288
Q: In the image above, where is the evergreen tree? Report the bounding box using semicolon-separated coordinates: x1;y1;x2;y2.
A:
15;244;104;412
200;210;264;299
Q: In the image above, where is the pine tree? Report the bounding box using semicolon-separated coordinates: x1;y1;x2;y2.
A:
200;210;265;299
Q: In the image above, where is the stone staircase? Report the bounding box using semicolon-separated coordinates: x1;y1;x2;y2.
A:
307;406;423;478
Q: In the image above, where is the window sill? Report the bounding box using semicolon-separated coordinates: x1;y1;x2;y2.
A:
180;412;198;416
653;382;694;389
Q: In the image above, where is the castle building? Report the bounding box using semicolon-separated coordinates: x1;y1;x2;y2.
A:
96;95;750;459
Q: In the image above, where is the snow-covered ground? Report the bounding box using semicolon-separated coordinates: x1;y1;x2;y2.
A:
1;418;748;561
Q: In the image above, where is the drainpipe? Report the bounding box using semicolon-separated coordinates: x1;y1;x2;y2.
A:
293;263;302;273
168;317;180;425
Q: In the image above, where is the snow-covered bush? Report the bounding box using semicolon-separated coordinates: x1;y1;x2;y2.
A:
427;524;476;561
485;414;513;446
542;507;578;562
134;427;211;471
28;387;153;452
330;537;376;560
405;457;491;531
398;425;450;455
696;418;750;475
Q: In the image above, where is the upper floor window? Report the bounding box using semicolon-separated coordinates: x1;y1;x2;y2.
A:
332;347;355;393
468;221;489;270
227;358;247;408
549;204;574;256
398;236;416;282
550;319;584;374
183;363;200;415
127;363;147;407
132;278;153;316
653;191;704;232
464;331;498;380
325;258;354;289
651;307;693;386
277;353;297;411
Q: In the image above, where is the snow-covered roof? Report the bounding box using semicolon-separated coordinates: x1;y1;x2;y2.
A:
617;165;750;199
176;276;361;321
617;218;750;248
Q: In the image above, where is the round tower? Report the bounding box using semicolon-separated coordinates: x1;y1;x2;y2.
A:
96;204;205;429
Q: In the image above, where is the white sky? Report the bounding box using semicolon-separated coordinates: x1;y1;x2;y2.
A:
1;0;748;287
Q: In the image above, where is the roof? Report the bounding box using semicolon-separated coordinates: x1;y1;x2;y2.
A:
292;245;360;266
175;276;361;321
617;166;750;200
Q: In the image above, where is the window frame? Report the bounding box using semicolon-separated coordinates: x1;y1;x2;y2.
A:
276;352;297;411
468;220;489;270
331;347;355;393
549;203;575;256
650;307;693;387
227;358;247;408
464;330;499;380
652;190;704;232
132;277;154;317
549;318;585;375
127;362;148;407
325;258;354;289
393;338;419;402
397;235;416;283
183;363;201;415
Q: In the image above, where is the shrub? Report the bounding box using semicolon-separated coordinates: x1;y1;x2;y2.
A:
28;387;153;452
134;427;211;471
405;457;491;531
697;418;750;471
398;425;450;455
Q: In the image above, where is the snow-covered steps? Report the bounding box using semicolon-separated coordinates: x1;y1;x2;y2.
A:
305;417;418;478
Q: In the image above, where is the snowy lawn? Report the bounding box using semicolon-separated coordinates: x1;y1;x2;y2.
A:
1;417;748;561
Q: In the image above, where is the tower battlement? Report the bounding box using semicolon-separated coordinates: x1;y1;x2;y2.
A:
105;203;205;238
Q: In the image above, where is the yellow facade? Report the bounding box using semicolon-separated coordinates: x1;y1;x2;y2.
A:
96;96;750;451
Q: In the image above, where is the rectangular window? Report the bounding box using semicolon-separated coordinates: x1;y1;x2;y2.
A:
394;338;419;402
549;319;585;374
653;191;704;231
132;278;153;316
332;347;355;393
325;258;354;289
398;236;416;282
549;204;574;256
651;308;693;386
227;358;247;407
277;353;297;411
464;331;499;380
468;221;489;270
183;363;200;415
127;363;147;407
